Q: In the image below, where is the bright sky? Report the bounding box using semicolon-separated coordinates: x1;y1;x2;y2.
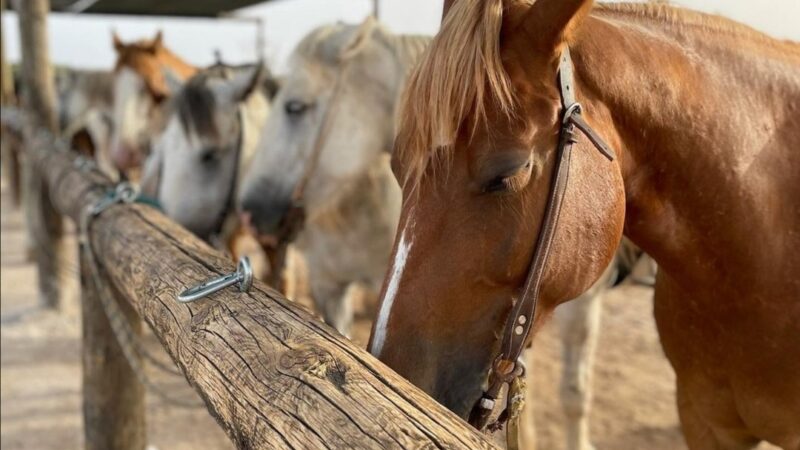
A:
2;0;798;74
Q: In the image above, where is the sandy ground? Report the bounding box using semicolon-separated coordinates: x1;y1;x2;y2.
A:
0;179;777;450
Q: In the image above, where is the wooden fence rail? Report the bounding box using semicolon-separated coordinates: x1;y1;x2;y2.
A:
21;129;497;450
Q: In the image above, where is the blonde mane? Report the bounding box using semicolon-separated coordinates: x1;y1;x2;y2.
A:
396;0;515;187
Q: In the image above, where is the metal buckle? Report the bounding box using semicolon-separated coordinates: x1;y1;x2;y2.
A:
177;257;254;303
562;102;583;124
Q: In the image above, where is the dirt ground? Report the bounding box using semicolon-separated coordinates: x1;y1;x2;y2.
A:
0;180;777;450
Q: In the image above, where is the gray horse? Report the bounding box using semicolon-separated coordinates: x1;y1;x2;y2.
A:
142;64;274;245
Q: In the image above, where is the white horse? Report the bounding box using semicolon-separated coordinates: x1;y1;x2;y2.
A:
239;19;649;450
141;64;272;245
240;19;427;336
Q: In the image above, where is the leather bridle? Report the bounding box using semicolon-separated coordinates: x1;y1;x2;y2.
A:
468;49;615;440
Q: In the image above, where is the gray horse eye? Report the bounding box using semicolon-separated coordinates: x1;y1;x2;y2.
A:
284;99;310;117
200;148;219;165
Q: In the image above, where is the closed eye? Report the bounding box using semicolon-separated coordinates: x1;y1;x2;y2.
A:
481;160;532;194
284;99;311;117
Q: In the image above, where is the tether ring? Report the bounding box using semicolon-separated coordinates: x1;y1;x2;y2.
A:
89;182;138;217
177;257;253;303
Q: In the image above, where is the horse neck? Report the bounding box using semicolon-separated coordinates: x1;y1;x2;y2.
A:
573;11;800;288
378;33;432;109
389;34;431;74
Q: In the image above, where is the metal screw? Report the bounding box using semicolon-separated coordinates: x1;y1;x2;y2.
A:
177;257;253;303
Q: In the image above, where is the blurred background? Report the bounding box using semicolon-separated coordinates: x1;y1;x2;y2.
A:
2;0;799;74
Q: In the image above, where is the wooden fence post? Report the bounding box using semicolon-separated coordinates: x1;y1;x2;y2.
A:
16;0;65;308
1;0;23;207
80;247;147;450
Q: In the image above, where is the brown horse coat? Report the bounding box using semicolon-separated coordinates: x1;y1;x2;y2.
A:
371;1;800;448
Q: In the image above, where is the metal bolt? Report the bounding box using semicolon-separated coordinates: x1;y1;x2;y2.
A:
177;257;253;303
514;325;524;336
517;315;527;325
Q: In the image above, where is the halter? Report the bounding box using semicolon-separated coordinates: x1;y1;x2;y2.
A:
468;49;615;440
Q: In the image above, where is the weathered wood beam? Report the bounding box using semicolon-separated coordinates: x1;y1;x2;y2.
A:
16;0;64;308
80;247;147;450
26;131;497;450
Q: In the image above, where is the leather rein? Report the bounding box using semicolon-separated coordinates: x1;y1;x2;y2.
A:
468;49;616;441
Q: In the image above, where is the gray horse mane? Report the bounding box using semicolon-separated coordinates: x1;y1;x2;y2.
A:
293;21;431;70
172;64;275;142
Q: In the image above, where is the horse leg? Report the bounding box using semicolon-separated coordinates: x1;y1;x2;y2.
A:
676;382;760;450
519;348;537;450
555;278;604;450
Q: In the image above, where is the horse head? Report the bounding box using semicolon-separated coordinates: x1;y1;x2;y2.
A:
110;30;196;174
143;64;271;240
239;18;403;238
368;0;625;418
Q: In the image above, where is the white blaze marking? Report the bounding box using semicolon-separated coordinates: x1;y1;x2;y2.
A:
371;228;413;357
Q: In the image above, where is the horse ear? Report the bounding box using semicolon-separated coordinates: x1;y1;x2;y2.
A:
152;30;164;49
112;30;124;52
519;0;594;52
225;64;267;103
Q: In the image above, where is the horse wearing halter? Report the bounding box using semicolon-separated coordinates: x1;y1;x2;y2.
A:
468;48;615;438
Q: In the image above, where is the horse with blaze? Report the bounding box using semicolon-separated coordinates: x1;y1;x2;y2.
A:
369;1;800;448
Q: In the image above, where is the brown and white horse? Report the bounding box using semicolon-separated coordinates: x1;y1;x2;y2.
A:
110;31;197;175
370;1;800;449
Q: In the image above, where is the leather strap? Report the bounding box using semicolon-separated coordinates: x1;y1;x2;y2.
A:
469;48;615;432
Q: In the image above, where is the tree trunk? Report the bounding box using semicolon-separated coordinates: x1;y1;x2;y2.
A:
80;247;147;450
16;0;64;309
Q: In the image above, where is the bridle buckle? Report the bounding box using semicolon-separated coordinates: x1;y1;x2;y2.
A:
562;102;583;124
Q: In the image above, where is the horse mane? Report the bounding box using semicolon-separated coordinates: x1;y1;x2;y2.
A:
172;71;221;141
395;0;514;188
292;22;366;67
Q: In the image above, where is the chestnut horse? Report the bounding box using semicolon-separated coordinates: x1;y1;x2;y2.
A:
370;1;800;449
110;31;197;174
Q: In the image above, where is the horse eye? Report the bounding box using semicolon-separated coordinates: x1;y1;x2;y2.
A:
481;160;532;194
284;100;309;117
483;176;511;194
200;149;218;165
